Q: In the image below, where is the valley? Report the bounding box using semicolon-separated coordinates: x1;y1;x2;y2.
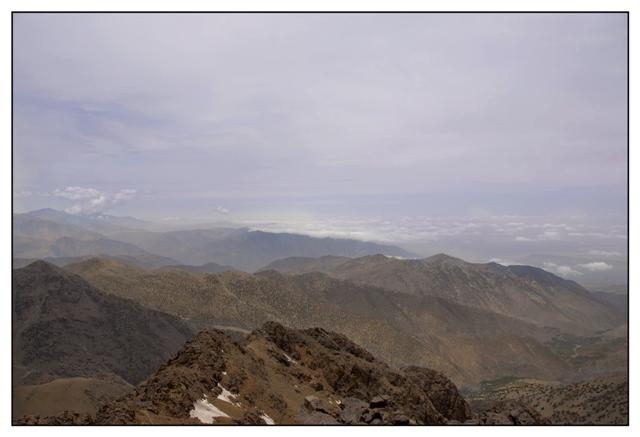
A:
10;209;628;424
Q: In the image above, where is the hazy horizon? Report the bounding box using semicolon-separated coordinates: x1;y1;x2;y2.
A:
13;13;628;284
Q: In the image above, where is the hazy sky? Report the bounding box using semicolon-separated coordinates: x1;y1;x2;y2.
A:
12;13;628;275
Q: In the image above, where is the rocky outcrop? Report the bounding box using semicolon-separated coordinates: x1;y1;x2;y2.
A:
475;400;550;425
16;322;473;425
403;366;471;422
12;261;193;386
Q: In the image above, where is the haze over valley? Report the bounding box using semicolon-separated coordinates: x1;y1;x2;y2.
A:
11;12;627;425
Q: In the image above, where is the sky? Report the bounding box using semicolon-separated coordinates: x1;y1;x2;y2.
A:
12;13;628;280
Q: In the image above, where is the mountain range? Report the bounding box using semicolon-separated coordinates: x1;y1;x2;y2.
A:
11;209;628;424
17;322;553;425
262;254;621;335
12;261;193;387
13;209;417;271
65;252;626;385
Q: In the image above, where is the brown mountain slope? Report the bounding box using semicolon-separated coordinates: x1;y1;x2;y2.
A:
262;254;621;335
13;377;132;419
23;323;476;424
465;374;628;424
12;261;194;386
14;252;179;270
65;257;574;386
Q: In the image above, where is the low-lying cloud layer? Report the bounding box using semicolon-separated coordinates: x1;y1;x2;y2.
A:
53;186;137;214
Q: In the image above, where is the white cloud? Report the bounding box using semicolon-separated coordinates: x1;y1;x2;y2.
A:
215;206;230;215
14;190;33;198
489;258;517;266
53;186;136;214
537;230;561;240
555;266;583;277
515;236;533;242
542;262;582;278
578;261;613;272
53;186;101;200
588;250;621;258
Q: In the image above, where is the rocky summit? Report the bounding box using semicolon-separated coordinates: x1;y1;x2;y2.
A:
17;322;486;425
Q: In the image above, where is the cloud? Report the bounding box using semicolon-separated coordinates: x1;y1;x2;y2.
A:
556;266;583;277
542;262;582;278
53;186;102;201
14;190;33;198
578;261;613;272
537;230;561;240
515;236;533;242
12;14;627;207
215;206;230;215
53;186;136;214
588;250;621;258
489;258;517;266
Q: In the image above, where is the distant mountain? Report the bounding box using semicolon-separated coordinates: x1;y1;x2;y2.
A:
107;228;418;271
14;252;180;270
260;255;351;274
24;208;151;233
262;253;622;335
591;292;627;316
14;209;417;272
13;214;103;258
12;260;194;387
13;213;102;241
13;210;180;267
586;284;627;316
160;262;236;274
518;254;628;289
21;322;476;425
65;257;584;387
48;236;155;258
13;213;173;264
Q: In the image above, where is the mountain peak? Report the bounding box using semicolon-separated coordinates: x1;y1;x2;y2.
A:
423;253;465;265
18;259;63;275
66;256;138;273
81;322;471;425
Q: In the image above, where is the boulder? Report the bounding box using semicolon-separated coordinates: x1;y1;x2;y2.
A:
369;394;390;408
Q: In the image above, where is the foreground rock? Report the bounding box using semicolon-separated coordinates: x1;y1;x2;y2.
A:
17;322;474;425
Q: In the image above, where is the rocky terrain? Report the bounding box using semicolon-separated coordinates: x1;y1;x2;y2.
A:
64;257;581;386
12;261;194;388
13;377;132;419
16;323;551;425
10;242;627;424
262;254;622;335
465;374;628;424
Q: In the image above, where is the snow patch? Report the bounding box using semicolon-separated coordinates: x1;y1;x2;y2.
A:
217;384;240;406
260;413;275;425
283;353;296;363
189;398;230;424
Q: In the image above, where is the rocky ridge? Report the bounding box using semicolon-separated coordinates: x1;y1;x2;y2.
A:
18;323;491;425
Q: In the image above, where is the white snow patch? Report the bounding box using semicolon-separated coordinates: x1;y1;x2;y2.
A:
222;371;228;376
260;413;275;425
217;384;240;406
189;398;230;424
283;353;296;363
